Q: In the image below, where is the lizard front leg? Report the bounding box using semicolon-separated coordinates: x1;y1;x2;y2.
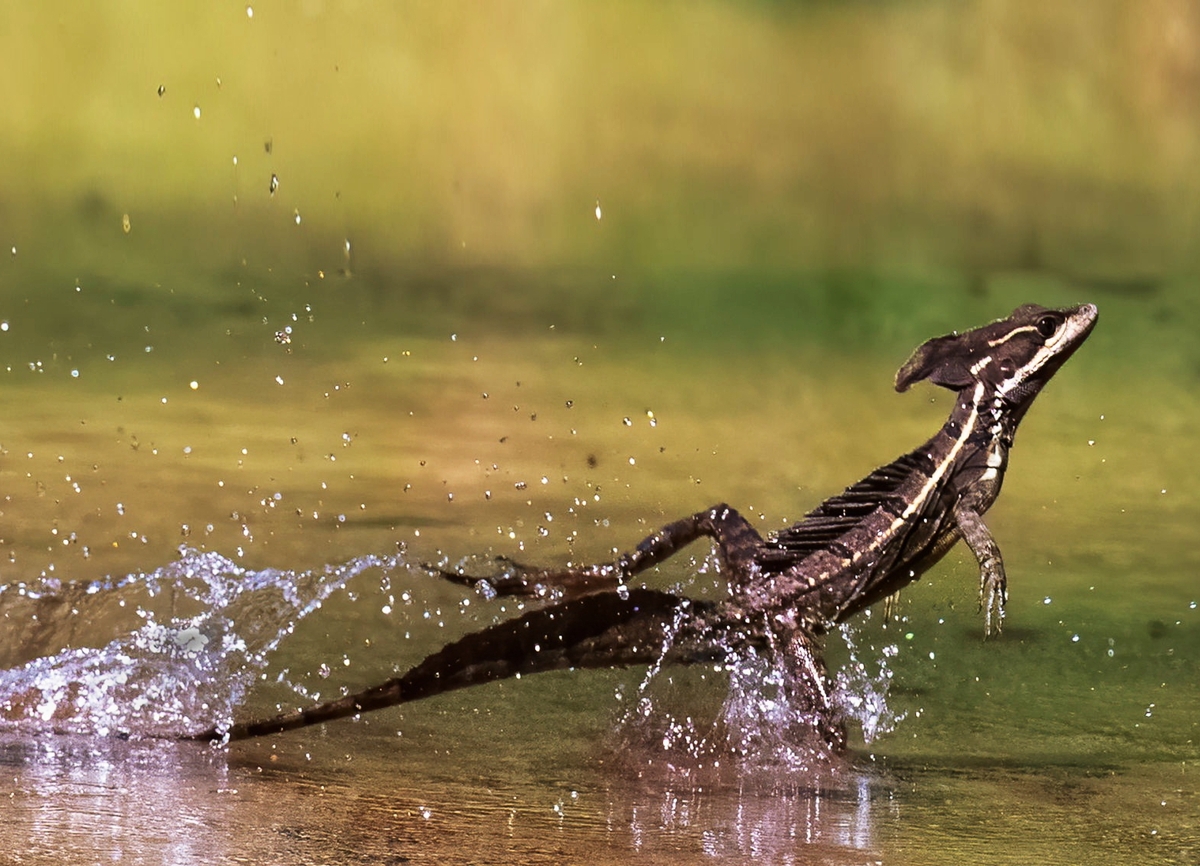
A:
436;503;764;600
953;499;1007;636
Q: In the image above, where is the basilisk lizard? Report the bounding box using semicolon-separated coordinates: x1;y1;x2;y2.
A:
190;302;1097;747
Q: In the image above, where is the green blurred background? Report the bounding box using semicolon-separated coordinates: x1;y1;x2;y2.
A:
5;1;1200;305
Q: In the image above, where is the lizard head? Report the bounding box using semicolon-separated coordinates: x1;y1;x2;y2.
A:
895;303;1099;400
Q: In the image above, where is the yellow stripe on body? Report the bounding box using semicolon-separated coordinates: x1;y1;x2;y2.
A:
839;381;984;566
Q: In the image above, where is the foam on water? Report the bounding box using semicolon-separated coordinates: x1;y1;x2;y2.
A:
0;547;403;738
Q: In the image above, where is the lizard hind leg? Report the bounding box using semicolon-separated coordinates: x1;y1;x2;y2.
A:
432;555;620;601
432;503;766;602
715;621;848;760
780;628;848;753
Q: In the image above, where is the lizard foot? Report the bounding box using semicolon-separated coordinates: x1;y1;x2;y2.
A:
978;561;1008;638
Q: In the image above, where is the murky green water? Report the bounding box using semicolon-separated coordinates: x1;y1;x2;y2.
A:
2;2;1199;863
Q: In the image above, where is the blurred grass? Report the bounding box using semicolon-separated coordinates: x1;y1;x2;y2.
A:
3;0;1200;284
2;1;1198;396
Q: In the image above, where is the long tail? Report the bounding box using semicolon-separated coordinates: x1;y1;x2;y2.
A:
185;588;715;742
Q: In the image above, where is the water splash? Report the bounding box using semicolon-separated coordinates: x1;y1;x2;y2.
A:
616;641;841;778
0;548;903;754
0;547;403;738
833;621;906;744
614;616;905;777
717;646;839;767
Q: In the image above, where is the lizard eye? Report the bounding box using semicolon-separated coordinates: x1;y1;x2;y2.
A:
1035;315;1059;338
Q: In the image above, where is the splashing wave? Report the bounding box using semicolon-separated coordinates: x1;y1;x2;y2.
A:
0;547;402;738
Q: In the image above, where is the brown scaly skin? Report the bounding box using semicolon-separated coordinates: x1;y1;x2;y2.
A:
188;303;1097;748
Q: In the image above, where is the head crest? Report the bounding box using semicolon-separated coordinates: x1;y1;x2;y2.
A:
894;332;977;392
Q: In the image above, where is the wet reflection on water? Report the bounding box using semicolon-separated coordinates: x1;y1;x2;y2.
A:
606;770;888;864
7;725;1190;864
0;732;895;865
1;737;236;864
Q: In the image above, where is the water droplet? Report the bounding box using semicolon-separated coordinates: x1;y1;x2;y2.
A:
193;104;201;120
